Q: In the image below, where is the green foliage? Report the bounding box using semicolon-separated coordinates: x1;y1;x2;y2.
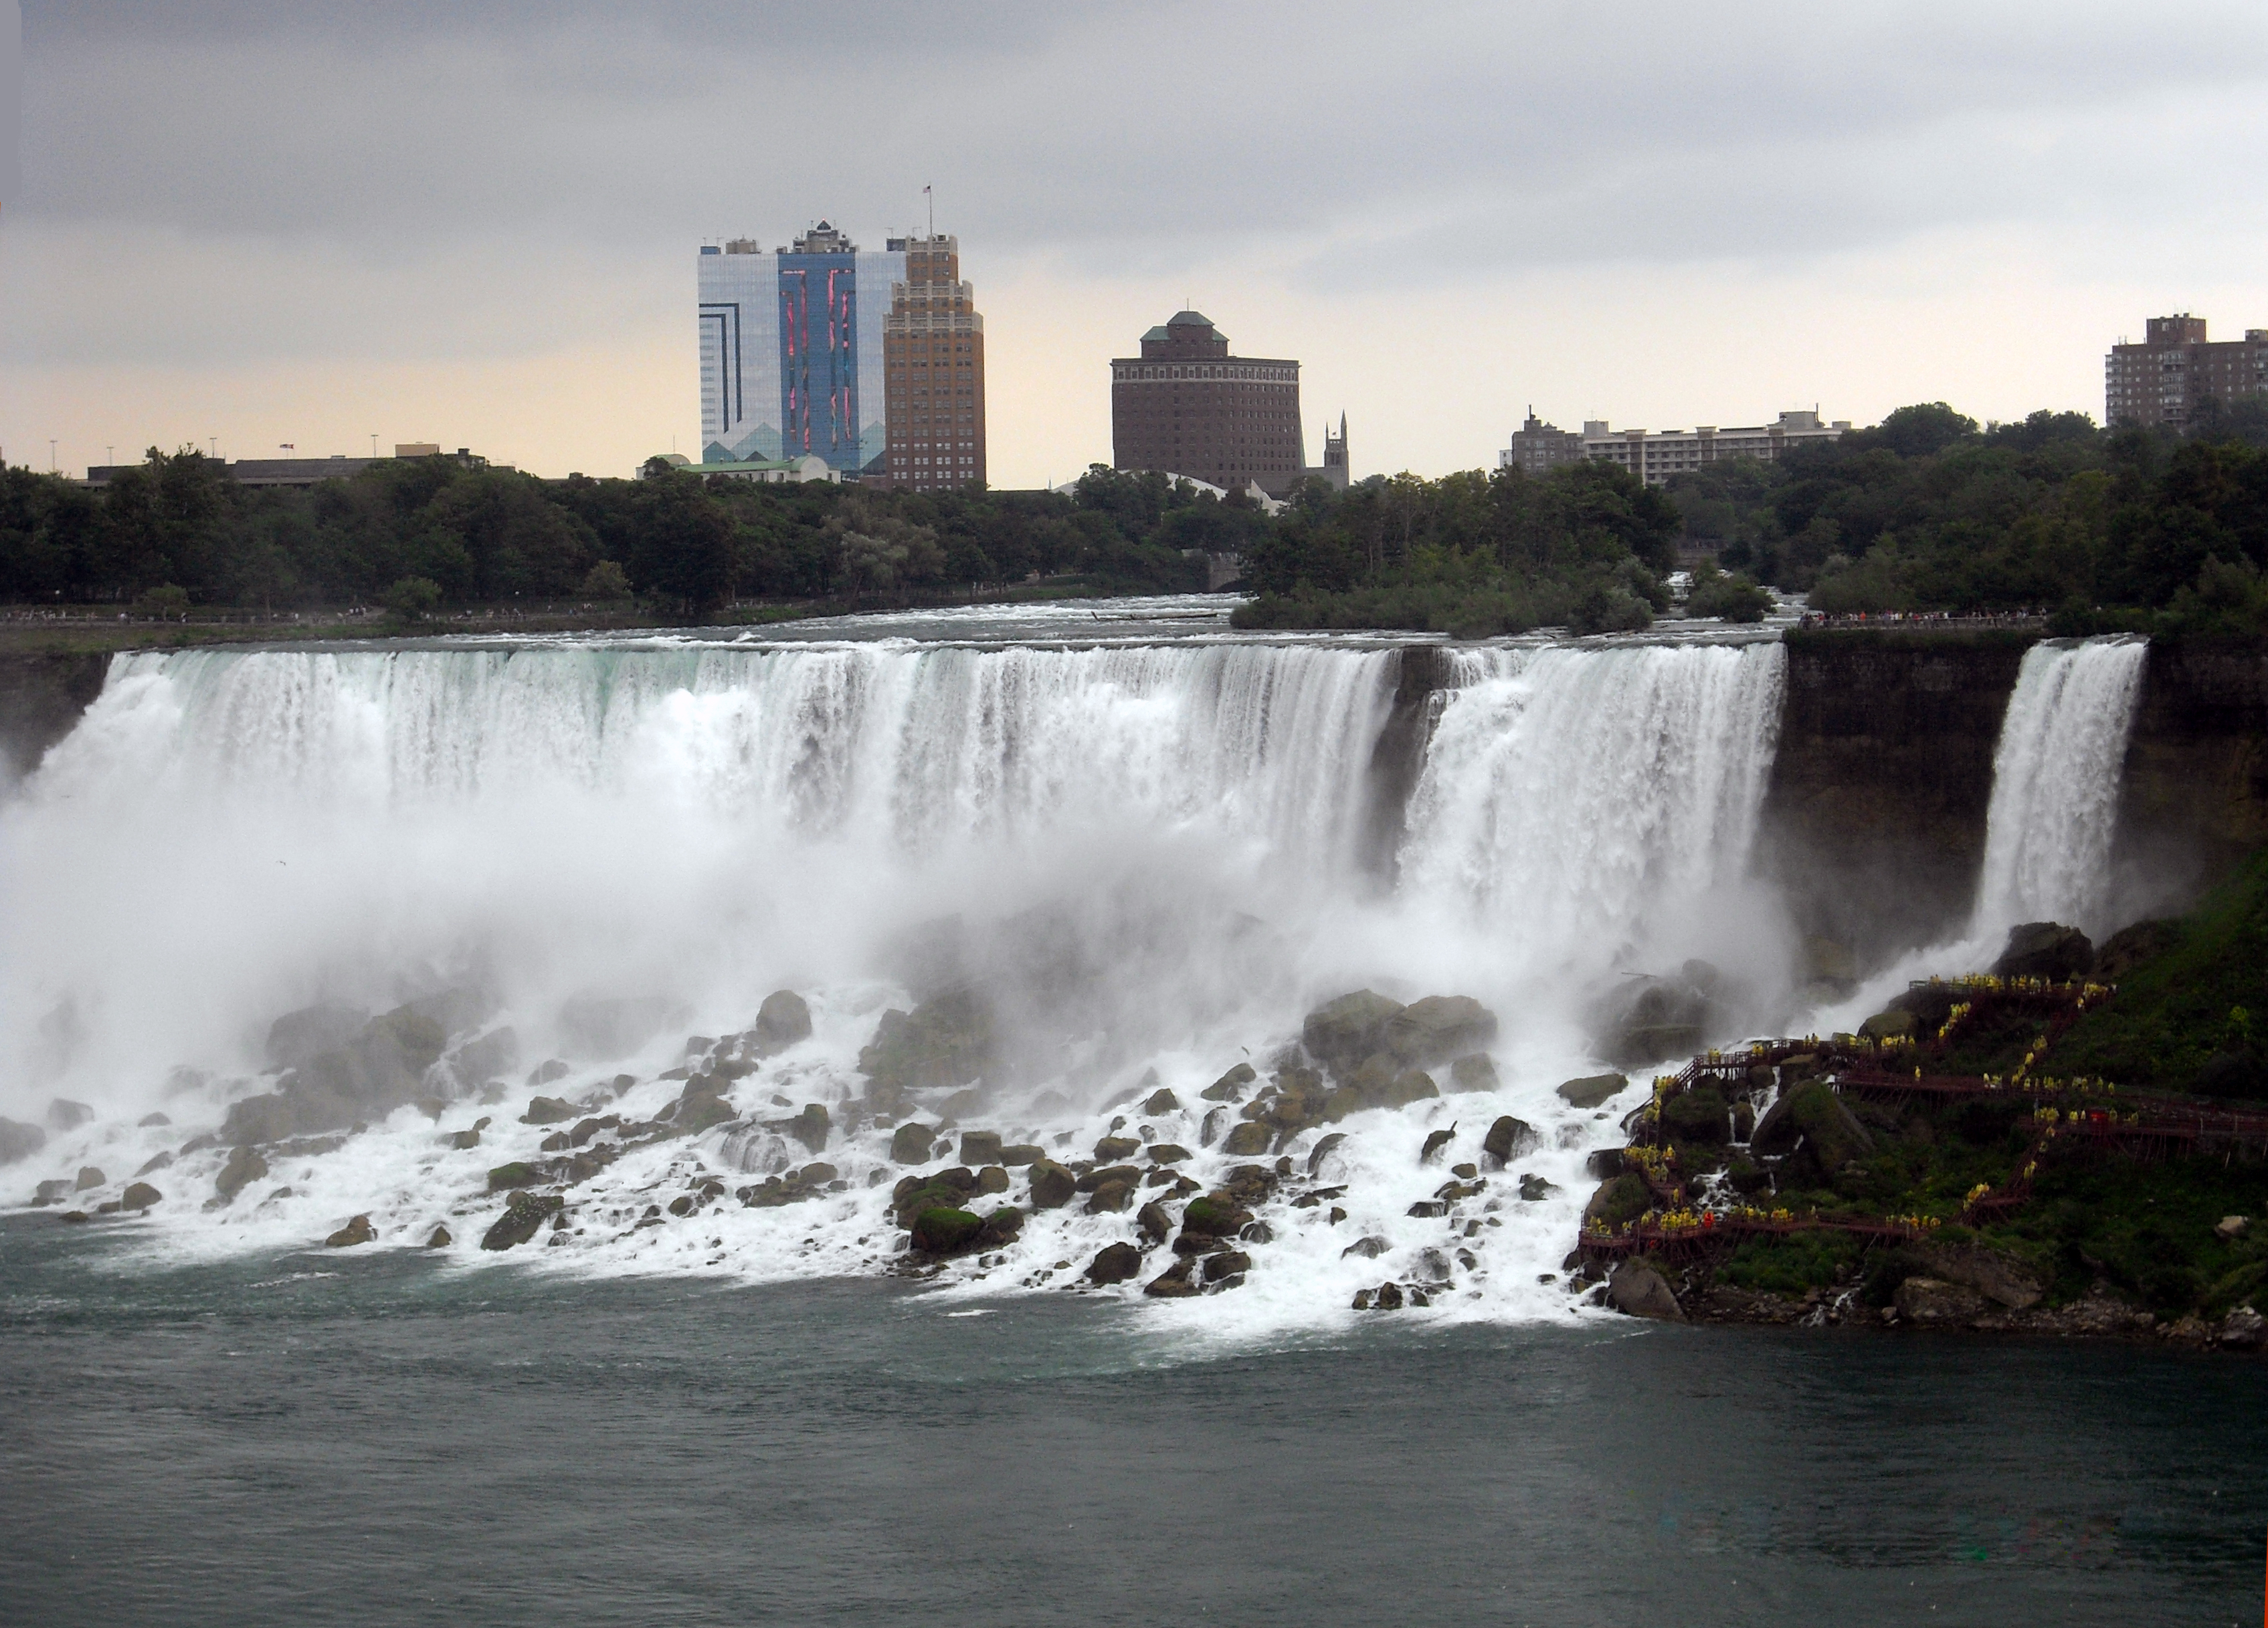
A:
0;455;1216;614
1681;558;1772;622
1997;1154;2268;1314
382;575;442;623
1717;1230;1860;1296
130;583;191;620
1233;462;1678;633
2053;848;2268;1096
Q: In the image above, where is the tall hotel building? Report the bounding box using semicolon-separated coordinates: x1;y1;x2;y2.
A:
878;235;987;491
1110;311;1305;496
696;223;905;475
2105;315;2268;429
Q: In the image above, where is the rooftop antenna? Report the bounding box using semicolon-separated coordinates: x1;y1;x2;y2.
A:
925;184;933;237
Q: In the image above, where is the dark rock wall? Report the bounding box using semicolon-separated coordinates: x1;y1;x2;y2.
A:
1757;634;2029;967
0;653;111;781
2111;644;2268;923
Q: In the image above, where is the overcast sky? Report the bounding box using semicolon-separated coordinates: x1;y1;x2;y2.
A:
5;0;2266;484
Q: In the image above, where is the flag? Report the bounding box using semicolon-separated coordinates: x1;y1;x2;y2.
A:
280;443;294;450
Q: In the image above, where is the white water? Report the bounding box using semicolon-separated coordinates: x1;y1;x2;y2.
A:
1970;637;2149;940
4;627;1797;1335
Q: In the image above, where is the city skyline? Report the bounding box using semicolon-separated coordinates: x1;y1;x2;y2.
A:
3;3;2266;486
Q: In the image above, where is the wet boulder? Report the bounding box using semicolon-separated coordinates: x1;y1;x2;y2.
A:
889;1122;937;1164
1181;1196;1252;1237
1481;1115;1539;1167
1204;1251;1251;1286
1137;1201;1175;1245
1307;1132;1348;1177
31;1179;72;1207
975;1165;1010;1195
1201;1063;1256;1102
486;1161;542;1194
264;1005;370;1071
481;1192;564;1251
1142;1258;1200;1298
1086;1242;1144;1285
1598;969;1717;1068
73;1164;104;1191
959;1130;1004;1166
1991;922;2095;983
1026;1159;1075;1209
1583;1174;1650;1230
445;1027;519;1090
1607;1262;1684;1321
1084;1178;1137;1215
1341;1234;1391;1260
426;1225;452;1247
1420;1128;1456;1164
324;1214;377;1247
1659;1086;1730;1146
1752;1080;1874;1182
1557;1074;1627;1110
999;1143;1044;1166
909;1206;985;1255
1384;996;1499;1067
215;1146;268;1204
1093;1134;1140;1162
753;989;813;1053
1221;1121;1272;1156
1518;1175;1558;1202
521;1094;577;1126
1449;1053;1499;1092
1147;1143;1191;1164
1141;1087;1182;1116
856;990;994;1114
1301;990;1408;1074
788;1103;830;1153
1893;1277;1989;1326
120;1182;161;1211
0;1118;48;1166
219;1092;296;1147
977;1206;1023;1247
48;1098;96;1132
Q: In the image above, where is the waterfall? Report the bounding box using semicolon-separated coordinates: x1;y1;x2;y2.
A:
1970;637;2148;938
3;629;1796;1323
1398;642;1788;964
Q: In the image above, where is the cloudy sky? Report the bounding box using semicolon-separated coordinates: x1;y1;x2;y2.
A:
4;1;2266;484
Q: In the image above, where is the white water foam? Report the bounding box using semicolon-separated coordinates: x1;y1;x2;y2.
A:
3;633;1792;1338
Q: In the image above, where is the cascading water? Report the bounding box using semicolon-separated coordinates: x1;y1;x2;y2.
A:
1970;637;2148;939
1;625;1792;1332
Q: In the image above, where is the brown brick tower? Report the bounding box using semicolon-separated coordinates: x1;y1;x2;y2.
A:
1109;311;1303;496
880;235;985;490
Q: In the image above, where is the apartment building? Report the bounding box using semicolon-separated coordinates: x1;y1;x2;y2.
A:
2105;315;2268;429
1501;409;1848;484
879;235;986;492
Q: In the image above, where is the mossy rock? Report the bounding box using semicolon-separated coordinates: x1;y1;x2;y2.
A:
486;1160;541;1194
1583;1174;1651;1230
1659;1086;1730;1145
910;1206;984;1255
1752;1080;1874;1181
1182;1196;1250;1236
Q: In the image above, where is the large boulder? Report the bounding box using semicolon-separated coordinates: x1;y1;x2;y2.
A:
1481;1115;1538;1168
229;1005;449;1144
753;989;813;1053
1991;922;2095;983
0;1118;46;1166
1582;1174;1650;1230
788;1104;830;1153
214;1146;268;1204
1751;1080;1874;1183
1180;1196;1251;1237
1894;1277;1989;1326
1607;1262;1684;1321
1384;996;1499;1066
522;1096;578;1125
1557;1074;1627;1110
1201;1063;1256;1102
1026;1158;1075;1210
2094;919;2178;981
324;1214;376;1247
120;1181;162;1211
959;1130;1004;1166
909;1206;984;1255
48;1098;95;1132
264;1005;369;1071
856;990;994;1113
1450;1053;1499;1092
73;1165;105;1191
1086;1242;1143;1285
1301;990;1407;1074
889;1122;936;1164
480;1192;563;1250
1221;1121;1272;1156
1658;1086;1730;1146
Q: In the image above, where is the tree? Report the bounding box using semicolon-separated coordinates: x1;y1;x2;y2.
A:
383;575;442;623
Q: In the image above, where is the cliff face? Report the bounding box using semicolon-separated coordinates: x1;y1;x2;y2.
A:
0;653;110;783
1757;633;2029;966
2111;644;2268;922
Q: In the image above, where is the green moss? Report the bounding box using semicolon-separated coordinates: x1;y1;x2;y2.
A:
1586;1174;1652;1230
2053;849;2268;1097
1717;1231;1861;1295
486;1161;540;1193
909;1207;983;1255
1182;1197;1240;1235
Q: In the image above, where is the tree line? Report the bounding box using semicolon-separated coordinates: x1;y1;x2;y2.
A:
0;453;1274;615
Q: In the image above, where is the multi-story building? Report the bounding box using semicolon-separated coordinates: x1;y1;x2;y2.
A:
1498;409;1586;475
1499;409;1848;485
878;235;985;491
1109;311;1305;496
696;223;904;476
2105;315;2268;429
